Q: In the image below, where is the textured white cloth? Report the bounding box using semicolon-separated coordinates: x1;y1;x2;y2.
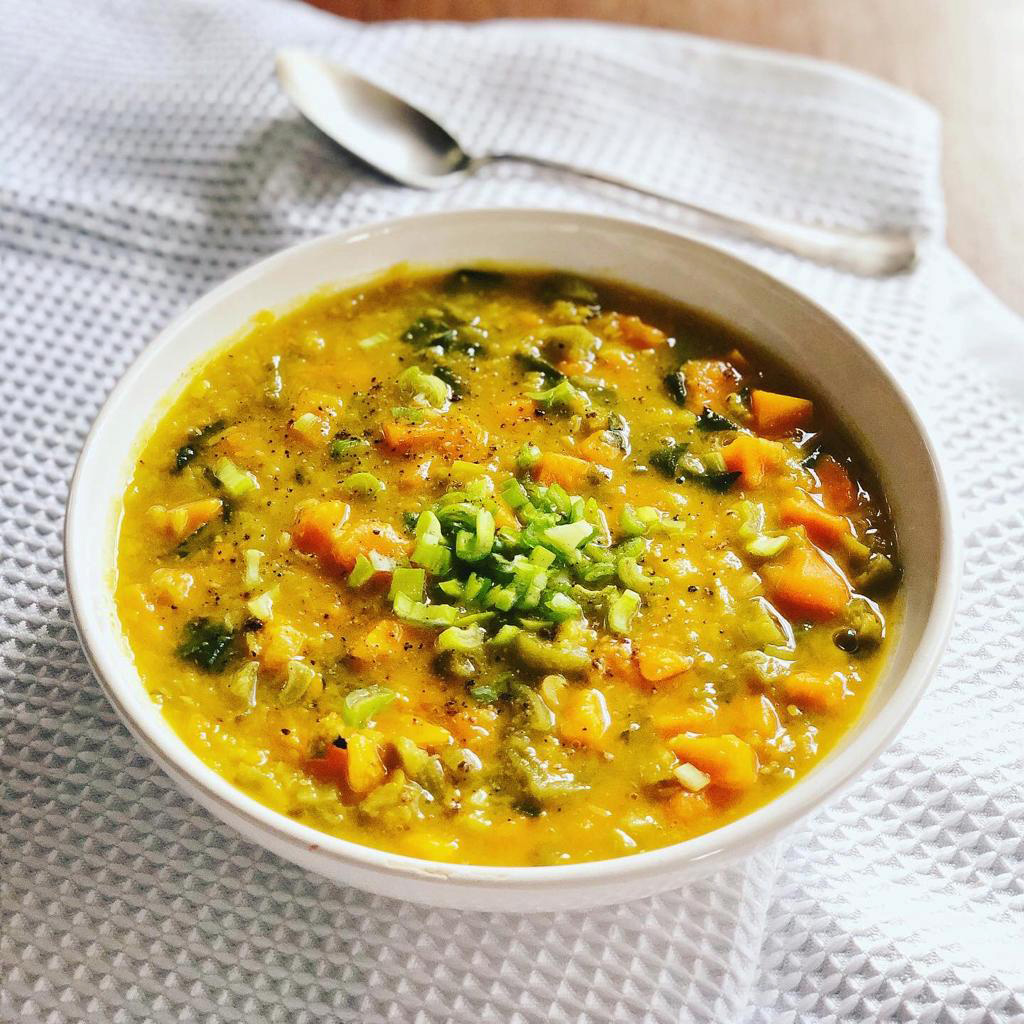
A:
2;2;1022;1022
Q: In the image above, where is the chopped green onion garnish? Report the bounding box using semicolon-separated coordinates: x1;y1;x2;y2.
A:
246;588;276;621
342;685;396;727
347;554;375;588
527;378;590;414
397;365;450;409
328;436;365;460
517;443;541;470
389;567;426;603
341;472;385;496
745;534;790;559
608;589;642;634
279;660;317;705
436;624;486;653
392;593;458;627
545;592;582;622
213;457;259;498
357;331;389;349
243;548;264;587
617;555;668;593
500;477;530;509
543;520;594;558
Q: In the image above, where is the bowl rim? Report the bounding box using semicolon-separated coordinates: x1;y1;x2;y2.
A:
65;207;960;893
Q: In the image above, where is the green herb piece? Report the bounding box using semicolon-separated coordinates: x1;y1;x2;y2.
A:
357;331;389;349
176;618;235;672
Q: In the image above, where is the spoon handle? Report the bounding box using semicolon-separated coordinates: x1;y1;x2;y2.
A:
489;154;918;276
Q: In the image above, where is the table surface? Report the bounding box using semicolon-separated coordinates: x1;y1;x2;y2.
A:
309;0;1020;313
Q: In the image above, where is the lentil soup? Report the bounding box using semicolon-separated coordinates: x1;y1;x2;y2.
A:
115;266;901;866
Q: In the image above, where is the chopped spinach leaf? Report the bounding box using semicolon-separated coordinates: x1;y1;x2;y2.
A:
173;419;227;474
664;370;687;407
176;618;236;672
696;406;737;432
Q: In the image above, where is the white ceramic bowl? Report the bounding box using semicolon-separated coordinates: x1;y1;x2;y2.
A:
66;209;958;912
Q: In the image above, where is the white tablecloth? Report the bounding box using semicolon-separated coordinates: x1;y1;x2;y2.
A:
2;2;1022;1021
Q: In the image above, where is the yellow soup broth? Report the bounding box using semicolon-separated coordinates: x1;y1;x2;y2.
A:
116;267;901;866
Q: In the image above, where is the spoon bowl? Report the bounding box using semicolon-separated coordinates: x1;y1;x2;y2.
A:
276;48;471;188
274;47;918;276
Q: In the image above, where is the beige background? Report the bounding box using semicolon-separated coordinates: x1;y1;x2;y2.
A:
308;0;1021;312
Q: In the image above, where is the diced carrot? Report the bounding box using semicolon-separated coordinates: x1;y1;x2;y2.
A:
762;544;850;622
576;431;624;467
721;434;786;488
382;412;488;460
683;359;738;412
595;637;645;688
330;520;409;573
350;620;407;663
293;500;351;562
215;425;265;462
724;694;781;742
502;398;537;425
664;789;713;823
667;734;759;789
558;688;611;750
653;706;715;737
596;346;636;371
636;646;694;683
381;417;447;453
780;491;850;548
293;501;408;575
608;313;669;350
815;455;858;515
750;389;814;437
397;718;453;751
304;743;347;785
149;568;194;605
147;498;223;542
533;451;605;489
345;732;387;794
258;621;305;674
782;671;848;713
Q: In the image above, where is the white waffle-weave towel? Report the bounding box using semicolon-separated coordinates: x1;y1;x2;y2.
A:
2;2;1023;1022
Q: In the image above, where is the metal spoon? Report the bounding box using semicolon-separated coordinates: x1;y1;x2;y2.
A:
275;48;918;276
